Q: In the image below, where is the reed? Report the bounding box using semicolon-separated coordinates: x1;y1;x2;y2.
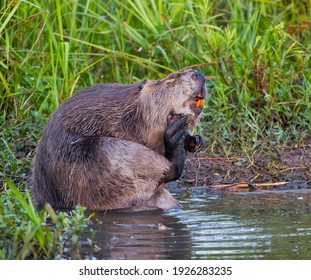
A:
0;0;309;135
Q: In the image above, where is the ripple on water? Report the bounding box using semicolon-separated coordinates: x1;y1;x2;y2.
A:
80;191;311;260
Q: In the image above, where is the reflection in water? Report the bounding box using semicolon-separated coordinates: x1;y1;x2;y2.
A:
85;209;192;259
81;190;311;260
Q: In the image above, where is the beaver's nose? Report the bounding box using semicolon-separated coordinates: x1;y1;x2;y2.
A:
191;71;206;82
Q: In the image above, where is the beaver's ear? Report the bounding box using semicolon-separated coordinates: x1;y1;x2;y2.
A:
138;79;148;91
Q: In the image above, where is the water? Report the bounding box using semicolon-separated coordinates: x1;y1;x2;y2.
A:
83;189;311;259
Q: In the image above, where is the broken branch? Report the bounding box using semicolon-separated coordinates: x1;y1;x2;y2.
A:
208;181;289;189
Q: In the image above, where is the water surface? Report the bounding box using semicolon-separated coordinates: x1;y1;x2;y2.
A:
84;189;311;259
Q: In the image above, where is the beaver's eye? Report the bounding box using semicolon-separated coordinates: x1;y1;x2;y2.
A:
191;72;205;81
191;73;199;80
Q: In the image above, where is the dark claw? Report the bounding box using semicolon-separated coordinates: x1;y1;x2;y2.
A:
194;135;204;151
185;134;204;153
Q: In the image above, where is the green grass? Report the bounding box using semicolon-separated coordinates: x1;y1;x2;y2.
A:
0;0;309;137
1;177;92;259
0;0;310;259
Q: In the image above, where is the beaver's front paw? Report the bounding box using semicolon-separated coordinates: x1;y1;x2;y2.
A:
162;114;189;183
184;134;204;153
164;114;188;159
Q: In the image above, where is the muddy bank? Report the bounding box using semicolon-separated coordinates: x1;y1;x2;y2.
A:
178;144;311;191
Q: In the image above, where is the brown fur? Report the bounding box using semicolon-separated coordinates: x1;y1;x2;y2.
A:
31;69;206;211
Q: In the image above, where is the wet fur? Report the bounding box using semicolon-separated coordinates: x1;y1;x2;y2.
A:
31;70;205;211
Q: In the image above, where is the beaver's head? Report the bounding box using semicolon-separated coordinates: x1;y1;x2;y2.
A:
140;69;207;127
165;69;207;117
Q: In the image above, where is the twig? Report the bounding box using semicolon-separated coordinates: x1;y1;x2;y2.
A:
178;62;218;72
0;172;29;179
205;75;217;80
208;181;289;189
190;156;243;161
178;58;231;73
278;166;309;173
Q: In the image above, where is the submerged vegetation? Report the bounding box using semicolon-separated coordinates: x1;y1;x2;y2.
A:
0;0;310;259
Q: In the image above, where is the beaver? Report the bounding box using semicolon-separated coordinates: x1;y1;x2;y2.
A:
31;69;207;211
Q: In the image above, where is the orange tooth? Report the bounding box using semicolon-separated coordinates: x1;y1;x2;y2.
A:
196;99;204;107
198;92;203;98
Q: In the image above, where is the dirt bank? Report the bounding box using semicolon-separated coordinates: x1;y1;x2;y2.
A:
179;143;311;191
